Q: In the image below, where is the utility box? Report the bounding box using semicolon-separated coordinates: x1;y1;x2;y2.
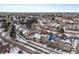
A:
40;35;48;44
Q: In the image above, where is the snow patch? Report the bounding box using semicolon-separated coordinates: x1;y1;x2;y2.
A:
33;33;41;39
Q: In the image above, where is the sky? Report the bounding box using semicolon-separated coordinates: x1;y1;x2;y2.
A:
0;4;79;12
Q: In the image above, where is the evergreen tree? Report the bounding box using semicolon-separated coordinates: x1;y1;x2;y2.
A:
10;25;16;38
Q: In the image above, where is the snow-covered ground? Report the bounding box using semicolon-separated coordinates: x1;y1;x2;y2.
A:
0;16;79;54
5;47;28;54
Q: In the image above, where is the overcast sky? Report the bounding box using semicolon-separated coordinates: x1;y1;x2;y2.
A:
0;4;79;12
